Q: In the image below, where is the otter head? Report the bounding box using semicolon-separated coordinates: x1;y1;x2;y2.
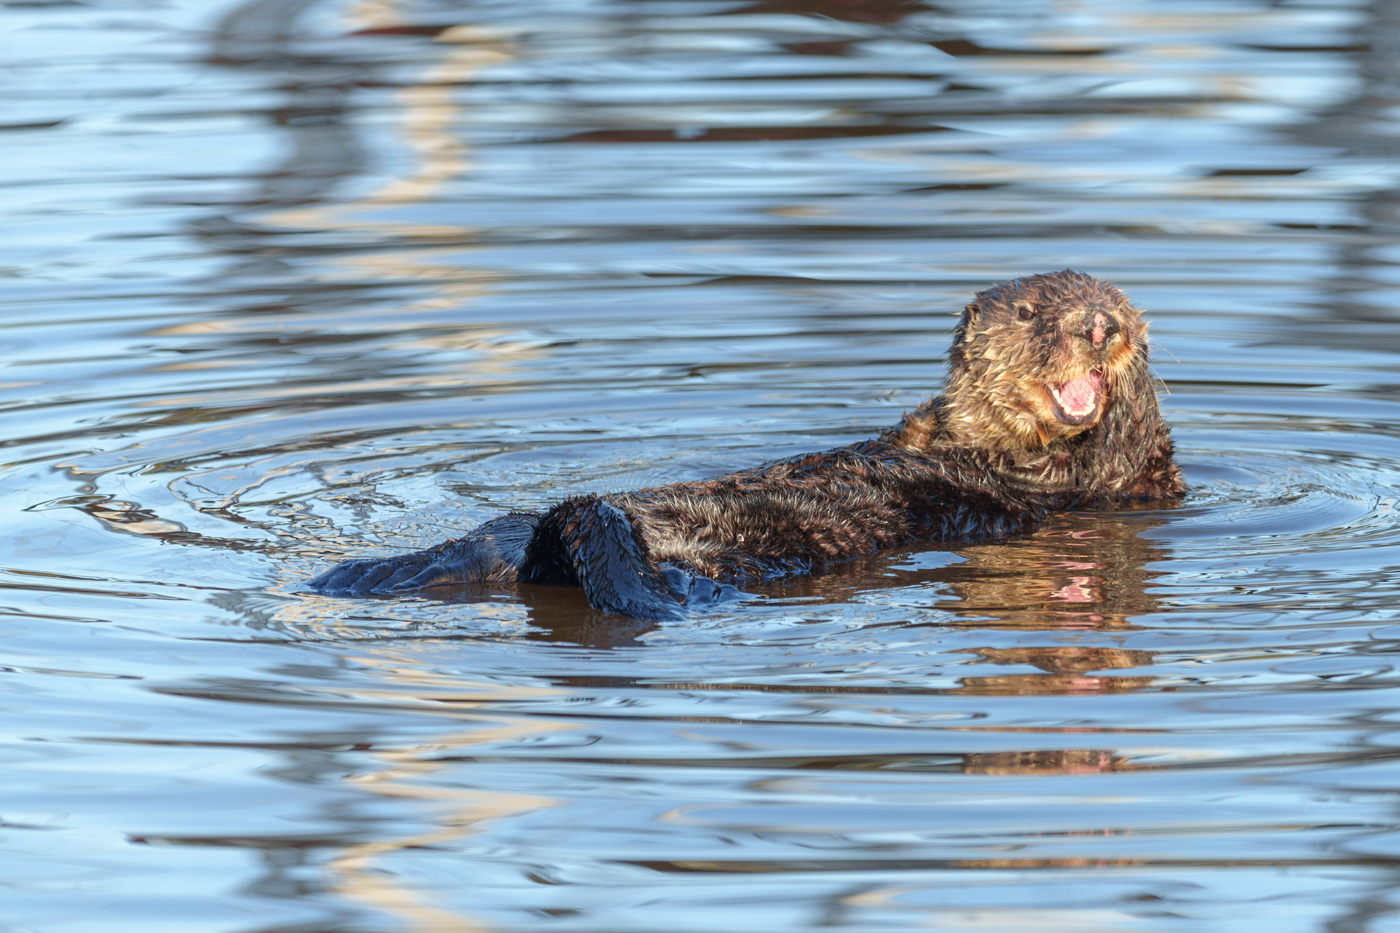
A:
942;270;1146;452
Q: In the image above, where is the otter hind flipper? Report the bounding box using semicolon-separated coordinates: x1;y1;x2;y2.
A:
306;554;431;596
532;497;686;621
306;512;541;596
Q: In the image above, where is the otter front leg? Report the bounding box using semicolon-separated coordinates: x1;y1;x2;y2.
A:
526;497;685;620
307;512;541;596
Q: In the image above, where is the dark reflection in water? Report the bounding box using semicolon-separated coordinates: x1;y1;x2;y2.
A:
7;0;1400;930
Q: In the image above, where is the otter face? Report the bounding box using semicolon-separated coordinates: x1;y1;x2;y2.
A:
944;270;1145;451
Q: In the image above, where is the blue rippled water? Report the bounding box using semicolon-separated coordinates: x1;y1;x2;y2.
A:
5;0;1400;930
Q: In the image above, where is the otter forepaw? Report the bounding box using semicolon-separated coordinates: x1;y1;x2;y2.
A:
660;567;745;609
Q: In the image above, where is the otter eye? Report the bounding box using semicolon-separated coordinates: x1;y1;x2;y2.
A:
1016;304;1036;322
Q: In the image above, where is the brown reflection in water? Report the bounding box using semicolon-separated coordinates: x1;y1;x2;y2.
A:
962;747;1134;776
734;0;918;28
512;583;665;648
764;508;1172;628
943;511;1171;699
954;645;1156;698
938;509;1174;631
636;856;1162;875
759;507;1171;704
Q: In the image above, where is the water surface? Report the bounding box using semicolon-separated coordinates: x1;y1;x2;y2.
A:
5;0;1400;930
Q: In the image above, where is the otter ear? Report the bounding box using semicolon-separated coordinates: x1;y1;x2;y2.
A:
963;302;979;321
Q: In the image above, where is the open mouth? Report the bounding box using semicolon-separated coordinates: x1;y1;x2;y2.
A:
1047;370;1104;425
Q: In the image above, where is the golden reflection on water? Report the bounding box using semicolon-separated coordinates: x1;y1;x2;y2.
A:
325;646;566;932
270;3;512;316
254;4;546;927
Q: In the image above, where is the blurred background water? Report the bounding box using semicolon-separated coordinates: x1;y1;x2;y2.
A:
5;0;1400;930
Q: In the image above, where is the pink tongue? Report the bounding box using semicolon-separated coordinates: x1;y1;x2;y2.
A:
1058;372;1100;411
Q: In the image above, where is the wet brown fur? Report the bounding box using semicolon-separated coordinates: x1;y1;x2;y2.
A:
882;269;1182;499
309;270;1186;618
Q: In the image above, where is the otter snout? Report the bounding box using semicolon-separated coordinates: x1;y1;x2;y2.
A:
1076;309;1121;350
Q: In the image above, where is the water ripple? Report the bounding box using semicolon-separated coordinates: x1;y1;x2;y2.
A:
5;0;1400;930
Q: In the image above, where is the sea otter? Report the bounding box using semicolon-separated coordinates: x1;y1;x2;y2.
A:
307;270;1185;619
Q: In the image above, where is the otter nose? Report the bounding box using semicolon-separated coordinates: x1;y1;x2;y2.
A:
1079;310;1120;350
